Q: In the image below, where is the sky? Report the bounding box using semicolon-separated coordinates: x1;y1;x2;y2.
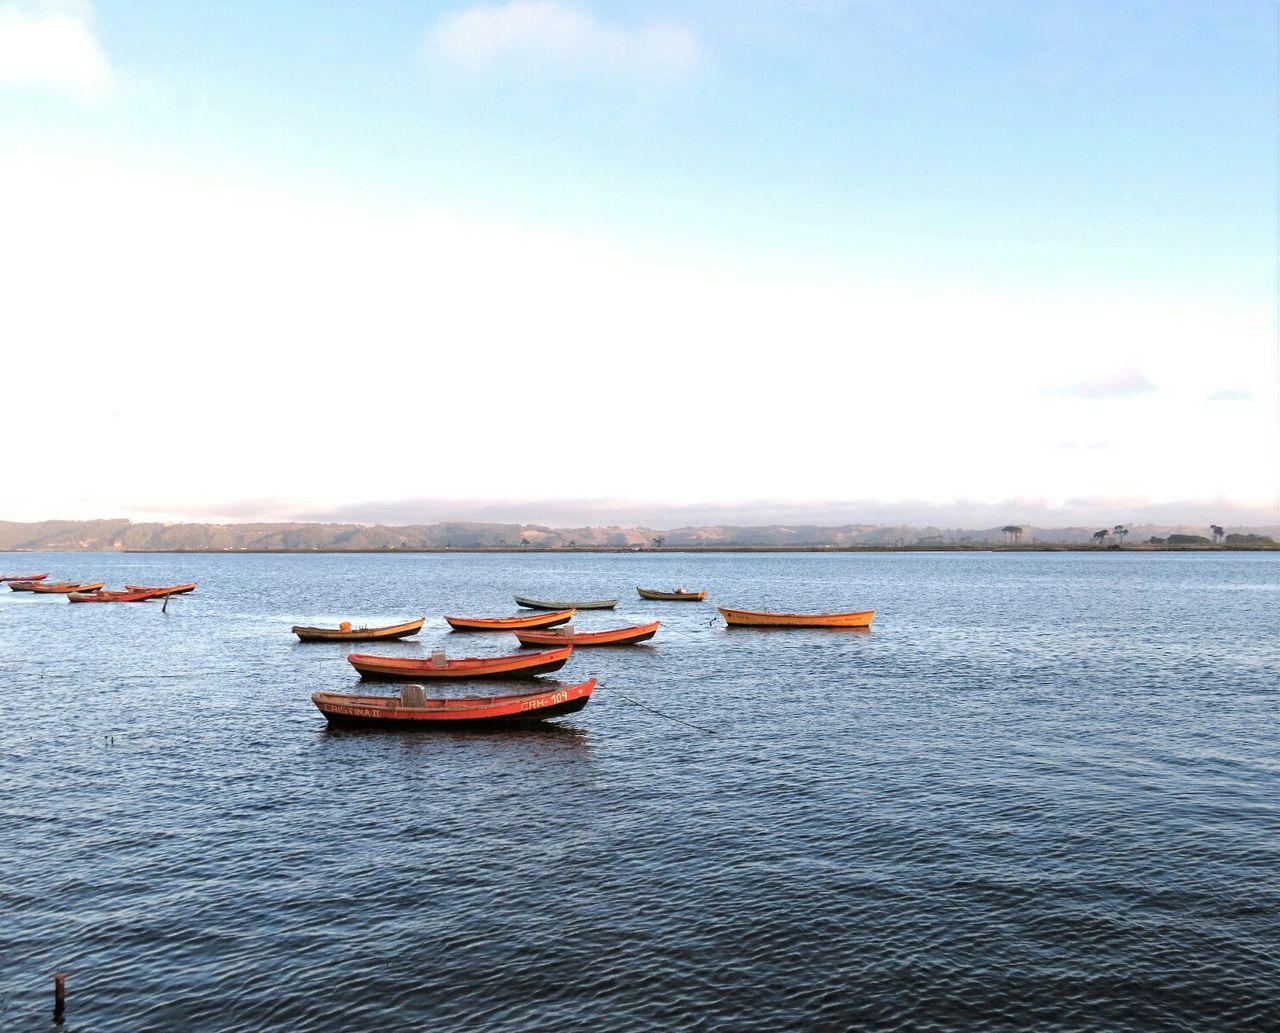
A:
0;0;1276;528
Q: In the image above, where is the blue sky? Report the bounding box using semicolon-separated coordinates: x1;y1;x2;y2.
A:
0;1;1275;525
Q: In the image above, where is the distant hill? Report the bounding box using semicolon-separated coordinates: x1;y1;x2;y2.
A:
1;519;1276;551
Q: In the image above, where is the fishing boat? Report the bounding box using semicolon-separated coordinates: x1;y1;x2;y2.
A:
637;586;707;601
8;580;44;591
125;582;197;596
718;606;876;628
1;573;48;582
293;617;425;642
30;581;105;594
312;677;596;728
347;644;573;680
515;595;618;610
68;589;161;603
514;621;660;647
445;609;575;632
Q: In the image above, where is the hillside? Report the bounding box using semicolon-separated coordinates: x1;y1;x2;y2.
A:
0;519;1275;551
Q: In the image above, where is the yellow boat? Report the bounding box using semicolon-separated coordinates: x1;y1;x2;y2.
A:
718;606;875;628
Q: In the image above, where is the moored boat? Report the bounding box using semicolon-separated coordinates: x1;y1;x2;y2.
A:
8;581;44;591
718;606;876;628
514;621;660;647
347;644;573;680
125;582;197;596
68;589;162;603
515;595;618;610
293;617;425;642
637;586;707;601
1;573;48;582
445;608;575;632
312;677;596;728
30;581;105;594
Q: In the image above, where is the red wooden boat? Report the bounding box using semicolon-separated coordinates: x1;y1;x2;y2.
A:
1;573;48;582
348;644;573;680
125;582;197;596
514;621;660;647
68;589;162;603
445;609;575;632
30;581;105;594
312;677;596;728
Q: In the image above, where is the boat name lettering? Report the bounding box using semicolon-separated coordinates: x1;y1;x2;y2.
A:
520;691;568;711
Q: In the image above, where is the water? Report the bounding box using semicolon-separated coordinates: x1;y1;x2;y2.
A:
1;550;1277;1031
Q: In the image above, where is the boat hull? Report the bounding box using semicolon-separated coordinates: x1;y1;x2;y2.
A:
515;595;618;610
718;606;876;628
515;621;660;647
293;618;425;642
445;609;575;632
313;678;596;728
69;590;160;603
31;582;105;594
125;583;197;596
347;645;573;680
1;573;48;582
637;587;706;601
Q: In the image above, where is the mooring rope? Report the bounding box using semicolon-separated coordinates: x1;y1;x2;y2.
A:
600;686;719;735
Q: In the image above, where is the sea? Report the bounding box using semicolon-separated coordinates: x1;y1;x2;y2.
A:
1;550;1277;1032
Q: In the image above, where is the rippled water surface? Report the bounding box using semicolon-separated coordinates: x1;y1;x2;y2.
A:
2;550;1277;1031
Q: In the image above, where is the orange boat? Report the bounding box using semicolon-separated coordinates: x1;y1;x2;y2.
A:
8;580;44;591
445;609;575;632
348;644;573;680
718;606;876;628
30;581;105;594
514;621;660;647
125;582;197;596
1;573;48;582
293;617;425;642
69;589;161;603
312;677;596;728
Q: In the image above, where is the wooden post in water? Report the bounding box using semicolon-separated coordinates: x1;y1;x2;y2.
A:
53;972;66;1023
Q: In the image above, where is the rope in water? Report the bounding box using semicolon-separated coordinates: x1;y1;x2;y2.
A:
600;686;719;735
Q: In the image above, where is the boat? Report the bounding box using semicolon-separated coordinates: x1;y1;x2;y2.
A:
30;581;105;594
637;586;707;601
68;589;162;603
293;617;425;642
514;621;660;647
125;582;197;596
312;677;597;728
718;606;876;628
1;573;48;582
445;609;575;632
347;644;573;680
515;595;618;610
8;580;44;591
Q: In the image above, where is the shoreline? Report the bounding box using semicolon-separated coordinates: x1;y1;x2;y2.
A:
2;544;1276;555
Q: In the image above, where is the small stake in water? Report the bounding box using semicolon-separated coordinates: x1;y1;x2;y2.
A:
53;972;66;1024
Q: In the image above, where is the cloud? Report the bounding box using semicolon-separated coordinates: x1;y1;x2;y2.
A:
0;3;112;100
1051;368;1155;399
426;1;704;78
1206;389;1255;402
